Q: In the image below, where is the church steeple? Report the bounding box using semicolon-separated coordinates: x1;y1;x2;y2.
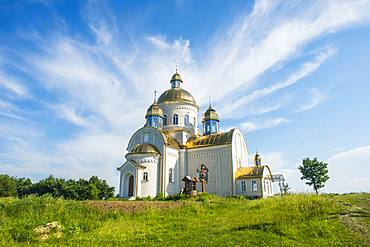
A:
202;104;220;135
145;91;164;128
254;151;262;167
170;69;183;89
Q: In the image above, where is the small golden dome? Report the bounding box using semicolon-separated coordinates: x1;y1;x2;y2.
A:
129;143;160;154
145;103;163;118
171;72;183;82
202;105;219;122
157;88;196;105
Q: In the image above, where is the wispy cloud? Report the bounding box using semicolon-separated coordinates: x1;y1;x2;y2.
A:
219;46;337;119
326;145;370;192
295;88;329;113
0;71;29;97
197;0;370;104
241;117;289;132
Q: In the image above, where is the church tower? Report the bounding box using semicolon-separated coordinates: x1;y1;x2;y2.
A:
202;105;220;135
145;93;163;129
254;151;262;167
157;70;199;145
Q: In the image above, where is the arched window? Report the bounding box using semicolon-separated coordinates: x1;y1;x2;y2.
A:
193;117;196;127
241;181;246;192
252;180;257;192
143;172;148;182
184;115;189;125
163;115;167;125
168;168;174;183
143;133;149;142
173;114;178;125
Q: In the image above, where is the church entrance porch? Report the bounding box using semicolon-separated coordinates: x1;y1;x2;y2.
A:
121;172;136;198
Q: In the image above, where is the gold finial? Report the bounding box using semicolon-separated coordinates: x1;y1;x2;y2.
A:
154;90;157;103
209;96;211;108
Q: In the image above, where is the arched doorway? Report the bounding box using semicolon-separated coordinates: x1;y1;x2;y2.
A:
128;175;134;197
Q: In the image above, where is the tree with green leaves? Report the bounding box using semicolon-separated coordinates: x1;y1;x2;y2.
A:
298;158;329;194
0;173;115;200
0;174;17;197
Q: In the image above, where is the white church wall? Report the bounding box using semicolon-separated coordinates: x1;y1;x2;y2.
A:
230;129;249;196
186;145;232;196
164;147;180;195
262;167;273;197
177;149;186;192
136;157;159;198
236;178;263;198
231;129;249;169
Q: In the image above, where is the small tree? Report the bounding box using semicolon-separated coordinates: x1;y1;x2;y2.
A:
298;158;329;194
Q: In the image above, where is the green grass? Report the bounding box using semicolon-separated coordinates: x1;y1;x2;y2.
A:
0;194;369;246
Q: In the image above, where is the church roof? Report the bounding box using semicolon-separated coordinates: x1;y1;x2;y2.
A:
185;129;235;149
163;133;180;149
157;88;197;105
235;166;272;179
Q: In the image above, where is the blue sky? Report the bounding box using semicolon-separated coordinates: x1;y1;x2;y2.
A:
0;0;370;193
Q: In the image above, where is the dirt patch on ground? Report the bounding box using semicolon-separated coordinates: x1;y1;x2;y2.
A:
337;200;370;243
85;200;183;213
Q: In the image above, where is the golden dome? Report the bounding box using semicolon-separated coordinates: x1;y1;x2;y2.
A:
202;105;219;122
129;143;160;154
171;72;183;82
145;103;163;118
157;88;197;105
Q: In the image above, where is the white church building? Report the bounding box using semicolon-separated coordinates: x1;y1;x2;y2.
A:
117;71;274;198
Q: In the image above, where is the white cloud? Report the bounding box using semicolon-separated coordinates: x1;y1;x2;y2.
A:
241;117;289;132
219;46;337;119
0;99;16;110
249;151;286;170
196;0;370;105
295;88;329;113
277;168;310;193
50;103;91;127
0;72;29;97
325;145;370;193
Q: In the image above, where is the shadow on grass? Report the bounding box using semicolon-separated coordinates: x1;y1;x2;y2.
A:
232;222;287;236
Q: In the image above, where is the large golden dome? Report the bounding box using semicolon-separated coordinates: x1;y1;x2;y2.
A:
157;88;197;105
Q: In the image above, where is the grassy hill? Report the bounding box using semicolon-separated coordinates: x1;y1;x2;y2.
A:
0;193;369;246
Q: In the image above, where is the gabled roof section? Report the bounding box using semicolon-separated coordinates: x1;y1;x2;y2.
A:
185;129;235;149
235;165;272;179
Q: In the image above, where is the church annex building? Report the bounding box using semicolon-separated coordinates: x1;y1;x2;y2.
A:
117;71;279;199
